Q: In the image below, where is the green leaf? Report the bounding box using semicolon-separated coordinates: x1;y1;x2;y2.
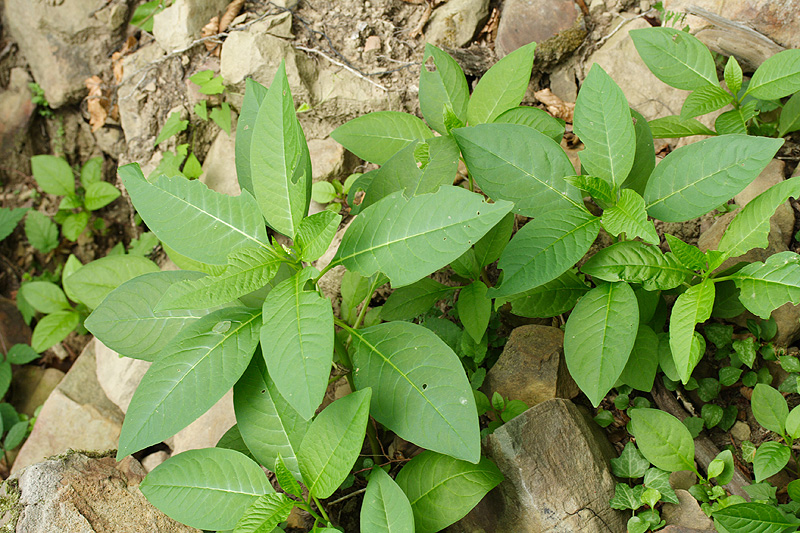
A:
564;175;615;205
609;483;644;510
644;135;783;223
210;102;232;135
296;211;340;262
718;176;800;259
644;468;679;504
194;100;208;121
182;152;202;180
0;207;27;242
274;455;303;497
31;154;74;196
236;78;269;196
629;408;696;473
669;279;715;383
724;56;743;97
630;27;718;90
507;269;589;318
789;480;800;502
623;109;656;195
665;234;706;271
564;282;638;406
59;194;81;210
715;108;750;135
395;451;502;533
574;64;636;188
382;278;455;321
63;254;159;309
711;449;735;485
297;388;372;499
419;43;469;134
31;311;79;352
5;420;28;450
702;403;723;428
746;49;800;100
154;111;189;146
250;63;310;239
627;516;649;533
786;405;800;439
233;492;293;533
261;269;333;420
648;115;717;138
611;441;650;478
61;211;89;241
779;92;800;137
84;181;121;211
455;123;583;217
216;425;257;462
119;163;269;266
620;324;660;392
731;252;800;319
24;210;59;253
117;307;261;458
473;212;514;268
7;344;39;365
140;448;272;531
680;85;733;119
79;157;103;188
713;502;800;533
467;41;536;125
751;383;788;435
130;0;163;32
18;281;70;313
581;241;690;291
601;189;659;244
753;442;791;483
360;468;415;533
350;321;480;463
490;207;600;298
234;356;309;481
493;106;564;143
334;186;513;287
311;181;336;204
457;281;491;343
331;111;433;165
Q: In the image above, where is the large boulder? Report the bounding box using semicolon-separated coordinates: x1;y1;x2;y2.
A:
496;0;585;62
425;0;490;49
94;339;151;414
152;0;230;53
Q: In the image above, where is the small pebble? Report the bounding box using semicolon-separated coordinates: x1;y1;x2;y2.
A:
364;35;381;53
730;420;751;442
365;0;371;6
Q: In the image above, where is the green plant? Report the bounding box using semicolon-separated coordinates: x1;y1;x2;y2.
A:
129;0;171;33
28;82;53;118
311;172;362;213
630;27;800;138
0;207;29;244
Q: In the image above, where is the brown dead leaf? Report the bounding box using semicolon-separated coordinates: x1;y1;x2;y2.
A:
111;35;138;85
478;7;499;42
202;16;221;56
534;88;575;122
219;0;244;33
85;75;110;132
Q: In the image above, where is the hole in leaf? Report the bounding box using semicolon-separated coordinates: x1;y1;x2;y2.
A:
424;56;437;72
422;383;428;390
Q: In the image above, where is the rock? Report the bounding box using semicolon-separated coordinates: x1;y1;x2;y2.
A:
94;339;151;414
669;470;697;491
7;452;198;532
201;130;239;196
309;137;349;183
4;0;129;108
141;450;170;472
735;160;788;207
447;399;626;532
152;0;230;52
496;0;585;62
771;303;800;348
364;35;381;53
10;367;65;418
661;527;716;533
0;296;31;352
170;389;235;455
730;420;751;442
0;68;34;155
425;0;490;49
661;489;715;531
483;325;579;407
12;342;124;474
549;63;579;102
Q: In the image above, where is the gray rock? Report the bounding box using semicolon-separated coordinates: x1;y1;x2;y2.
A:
8;452;198;532
152;0;230;53
447;399;626;532
141;450;170;473
496;0;585;61
309;137;348;183
94;339;151;415
4;0;129;108
483;325;579;407
662;489;715;531
730;420;751;442
201;130;239;197
669;470;697;491
0;68;34;155
12;342;124;474
170;389;235;455
10;366;65;418
0;296;31;353
425;0;490;49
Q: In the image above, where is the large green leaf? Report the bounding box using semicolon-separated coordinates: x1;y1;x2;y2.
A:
381;277;456;321
140;448;272;531
236;78;269;196
117;307;261;458
630;27;717;90
753;442;791;483
619;324;659;392
249;62;311;239
31;154;75;196
234;356;309;480
297;388;372;499
746;49;800;100
629;408;696;473
118;164;269;266
715;107;751;135
574;64;636;187
490;207;600;298
648;115;716;138
350;321;480;463
601;189;660;245
669;280;715;383
157;247;283;310
623;109;656;195
457;281;491;343
779;92;800;137
680;84;733;119
331;111;433;165
334;186;513;287
644;135;783;222
31;310;80;353
581;241;691;291
18;281;70;314
85;271;222;361
751;383;789;436
360;467;415;533
564;282;639;406
665;234;706;271
395;451;503;533
419;43;469;134
731;252;800;319
260;268;333;420
296;211;341;262
454;124;582;217
467;42;536;125
63;254;159;309
507;269;589;318
714;502;800;533
233;493;294;533
493;106;564;143
718;176;800;259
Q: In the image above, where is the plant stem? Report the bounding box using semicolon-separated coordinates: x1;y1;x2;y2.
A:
312;494;331;524
352;277;382;330
312;261;337;285
480;267;492;288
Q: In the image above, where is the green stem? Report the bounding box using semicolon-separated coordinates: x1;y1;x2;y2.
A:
480;267;492;288
295;501;325;524
352;277;382;330
312;495;331;525
312;261;337;286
